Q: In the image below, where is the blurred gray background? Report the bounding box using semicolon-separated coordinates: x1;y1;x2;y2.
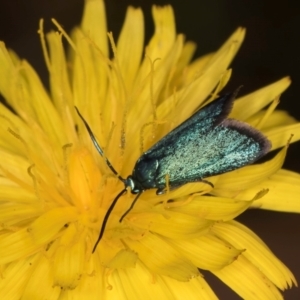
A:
0;0;299;298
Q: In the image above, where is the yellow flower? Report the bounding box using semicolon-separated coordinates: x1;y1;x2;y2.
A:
0;0;299;299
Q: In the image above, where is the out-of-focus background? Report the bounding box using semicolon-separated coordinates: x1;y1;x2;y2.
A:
0;0;299;298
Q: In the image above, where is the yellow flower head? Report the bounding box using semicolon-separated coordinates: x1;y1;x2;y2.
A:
0;0;299;299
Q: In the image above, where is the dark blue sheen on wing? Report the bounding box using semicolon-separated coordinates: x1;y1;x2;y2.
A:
76;89;271;253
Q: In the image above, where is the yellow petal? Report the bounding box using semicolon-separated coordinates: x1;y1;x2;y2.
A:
129;211;211;239
125;233;199;281
145;5;176;61
70;26;110;133
265;122;300;150
248;169;300;212
117;7;144;92
213;254;284;299
81;0;108;57
212;221;296;290
169;40;197;89
19;62;66;144
157;28;245;133
213;144;287;197
103;261;217;300
215;27;245;62
170;234;243;270
68;147;102;210
0;150;31;184
44;29;76;140
0;42;16;100
0;103;28;154
0;201;42;226
248;109;297;130
61;269;104;299
0;207;78;264
0;45;65;146
105;248;138;269
181;52;214;86
160;274;218;300
0;254;40;299
22;254;61;299
0;178;36;204
231;77;291;120
168;194;253;221
52;224;86;289
109;262;172;299
45;31;72;108
70;0;108;130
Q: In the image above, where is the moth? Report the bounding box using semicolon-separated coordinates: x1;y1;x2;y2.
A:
75;89;271;252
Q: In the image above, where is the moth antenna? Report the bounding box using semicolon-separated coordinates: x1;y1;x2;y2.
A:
119;192;143;222
92;188;127;253
75;106;125;183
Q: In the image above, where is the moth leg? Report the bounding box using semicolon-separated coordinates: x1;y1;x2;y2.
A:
156;185;168;195
156;178;214;195
200;179;214;188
